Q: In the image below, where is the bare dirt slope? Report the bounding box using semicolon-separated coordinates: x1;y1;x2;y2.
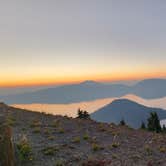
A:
0;103;166;166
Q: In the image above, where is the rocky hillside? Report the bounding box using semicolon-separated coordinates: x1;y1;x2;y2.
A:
0;103;166;166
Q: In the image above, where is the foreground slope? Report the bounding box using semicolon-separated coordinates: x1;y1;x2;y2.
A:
0;103;166;166
91;99;166;128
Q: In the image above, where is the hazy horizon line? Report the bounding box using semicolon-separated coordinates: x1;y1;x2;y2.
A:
0;76;166;88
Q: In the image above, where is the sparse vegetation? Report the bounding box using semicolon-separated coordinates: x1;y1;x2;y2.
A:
6;116;16;126
17;136;33;161
43;127;51;135
52;120;60;128
47;135;55;141
111;143;120;148
82;159;112;166
42;146;59;155
32;127;41;133
58;127;65;133
30;119;42;128
83;133;89;140
1;103;166;165
54;159;65;166
158;146;166;153
92;143;104;151
144;145;153;155
72;137;81;143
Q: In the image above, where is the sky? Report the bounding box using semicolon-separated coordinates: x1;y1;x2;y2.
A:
1;0;166;87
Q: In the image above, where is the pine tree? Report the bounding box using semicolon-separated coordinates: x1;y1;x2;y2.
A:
162;124;166;133
77;109;90;119
141;121;146;129
119;119;126;126
147;112;161;133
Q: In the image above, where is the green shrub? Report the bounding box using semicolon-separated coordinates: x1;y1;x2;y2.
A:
58;128;65;134
6;117;16;126
72;137;81;143
30;119;41;128
33;127;41;133
52;120;60;128
47;136;55;141
83;133;89;140
17;138;33;161
54;159;65;166
111;143;120;148
42;146;59;156
144;145;153;155
158;146;166;153
92;143;104;151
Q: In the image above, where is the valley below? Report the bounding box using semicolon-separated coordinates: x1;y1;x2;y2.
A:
12;94;166;117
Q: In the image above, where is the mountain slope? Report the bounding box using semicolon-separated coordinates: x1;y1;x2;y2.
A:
1;78;166;104
132;79;166;99
1;103;166;166
91;99;166;128
1;81;129;104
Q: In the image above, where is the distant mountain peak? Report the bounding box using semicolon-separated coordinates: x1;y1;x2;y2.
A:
91;98;166;128
80;80;100;85
111;99;139;105
137;78;166;85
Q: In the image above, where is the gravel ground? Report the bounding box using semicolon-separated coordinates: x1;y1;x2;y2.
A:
0;103;166;166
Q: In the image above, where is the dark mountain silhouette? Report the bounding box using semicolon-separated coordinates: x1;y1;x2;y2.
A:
91;99;166;128
0;79;166;104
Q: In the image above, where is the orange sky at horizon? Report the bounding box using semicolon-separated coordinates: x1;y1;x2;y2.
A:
1;1;166;88
1;71;166;88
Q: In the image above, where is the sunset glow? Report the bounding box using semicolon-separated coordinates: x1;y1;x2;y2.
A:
1;1;166;87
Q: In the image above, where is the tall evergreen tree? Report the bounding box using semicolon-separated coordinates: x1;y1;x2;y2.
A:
162;124;166;133
119;119;126;126
141;121;146;129
147;112;161;133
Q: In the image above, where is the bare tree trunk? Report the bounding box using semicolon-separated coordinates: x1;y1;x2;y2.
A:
0;116;15;166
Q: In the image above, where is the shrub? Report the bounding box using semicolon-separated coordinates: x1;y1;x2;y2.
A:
52;120;60;128
72;137;81;143
55;159;65;166
30;119;41;128
6;116;16;126
42;146;59;156
83;133;89;140
92;143;104;151
32;127;41;133
47;136;55;141
158;146;166;153
111;143;120;148
82;159;112;166
58;128;65;134
17;137;33;161
43;128;51;135
144;145;153;155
